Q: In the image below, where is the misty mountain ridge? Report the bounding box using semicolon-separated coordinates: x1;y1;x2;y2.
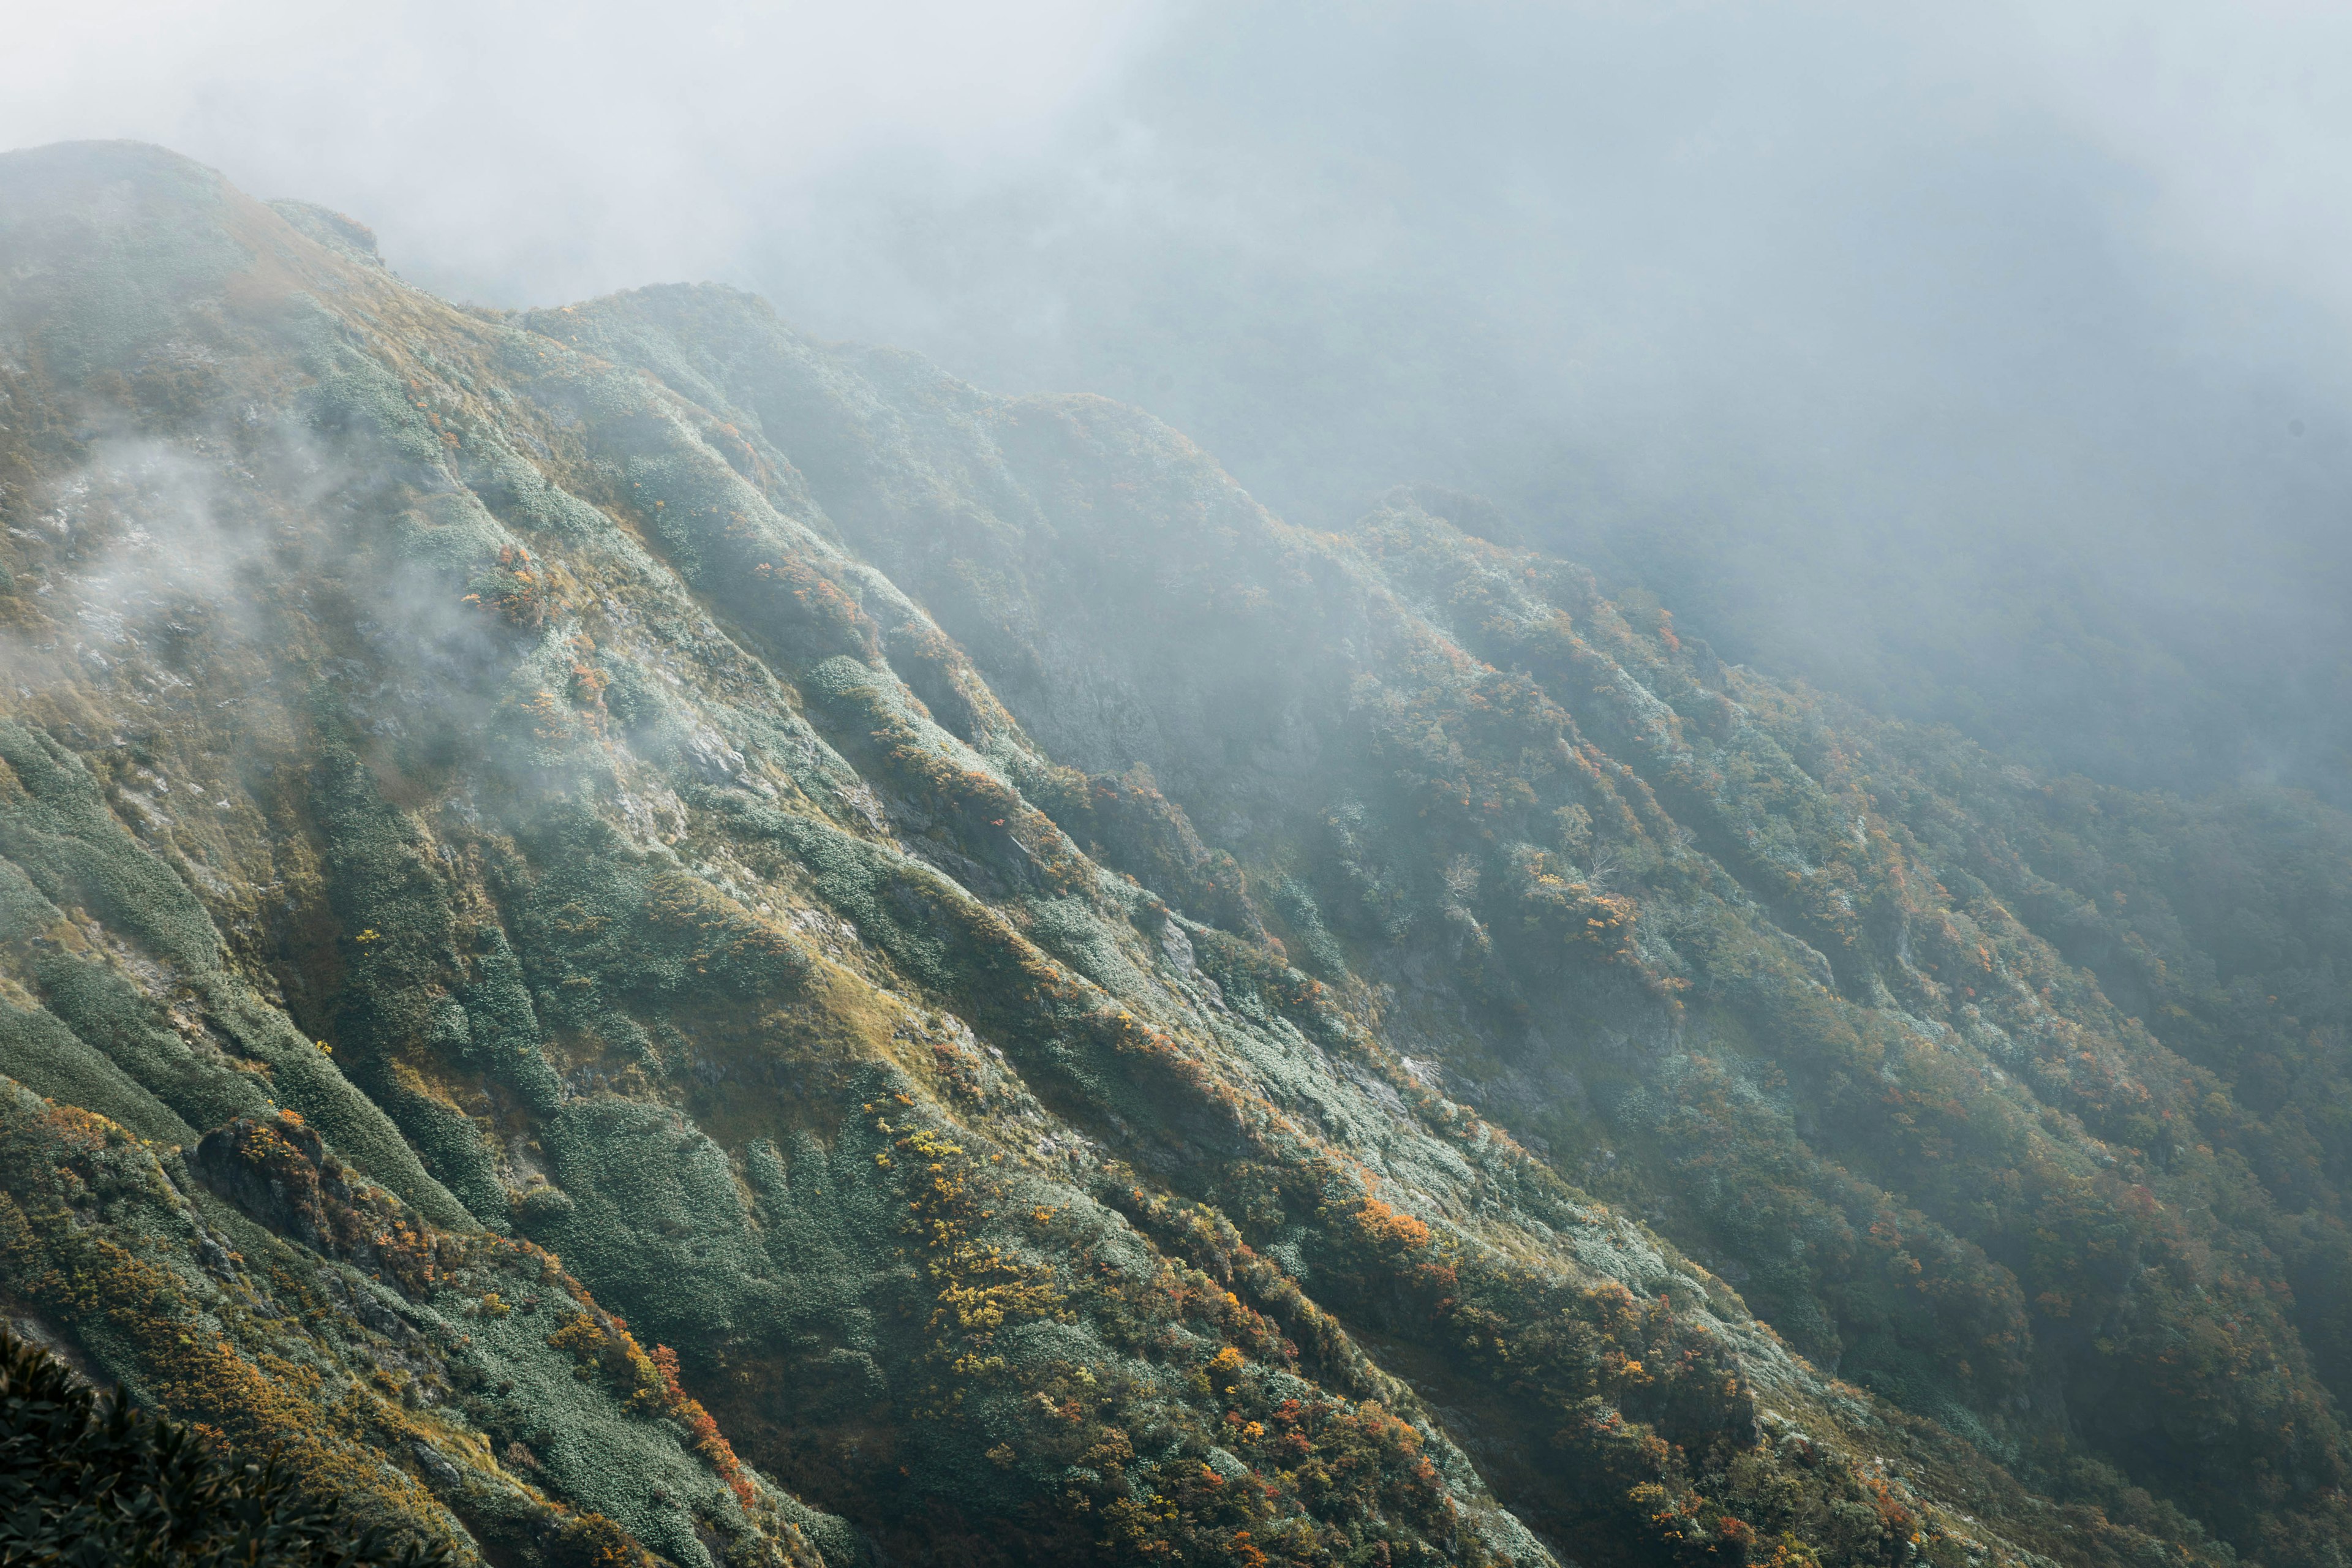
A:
1;139;2350;1568
738;1;2352;810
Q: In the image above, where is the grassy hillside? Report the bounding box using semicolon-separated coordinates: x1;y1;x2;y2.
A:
0;140;2347;1568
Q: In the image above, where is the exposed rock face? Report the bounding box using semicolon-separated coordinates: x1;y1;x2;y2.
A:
195;1112;337;1248
1;139;2350;1568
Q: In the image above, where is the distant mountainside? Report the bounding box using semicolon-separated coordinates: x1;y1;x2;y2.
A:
0;139;2349;1568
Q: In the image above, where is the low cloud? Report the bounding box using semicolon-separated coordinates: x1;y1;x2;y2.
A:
7;0;2352;796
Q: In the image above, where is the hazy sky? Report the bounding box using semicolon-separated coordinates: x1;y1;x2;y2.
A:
10;2;2351;321
2;0;1167;302
0;3;2338;298
9;1;2352;796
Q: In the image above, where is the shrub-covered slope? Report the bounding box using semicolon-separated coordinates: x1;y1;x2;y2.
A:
1;140;2349;1568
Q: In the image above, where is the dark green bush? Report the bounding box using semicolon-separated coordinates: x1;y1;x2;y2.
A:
0;1327;449;1567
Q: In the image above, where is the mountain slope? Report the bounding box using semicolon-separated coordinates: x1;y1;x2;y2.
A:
0;140;2348;1568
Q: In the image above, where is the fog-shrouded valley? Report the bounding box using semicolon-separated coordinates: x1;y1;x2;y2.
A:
2;7;2351;1567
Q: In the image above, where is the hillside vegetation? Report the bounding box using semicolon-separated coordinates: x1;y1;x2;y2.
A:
0;140;2348;1568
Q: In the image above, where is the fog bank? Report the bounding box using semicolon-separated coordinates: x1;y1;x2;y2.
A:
10;0;2351;797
